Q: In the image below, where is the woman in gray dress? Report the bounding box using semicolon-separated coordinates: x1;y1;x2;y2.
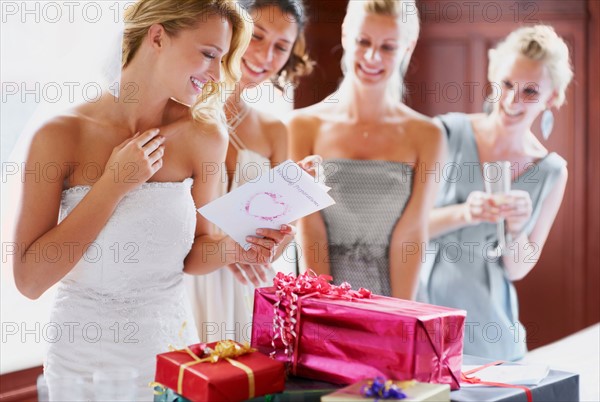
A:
289;0;445;299
418;26;573;360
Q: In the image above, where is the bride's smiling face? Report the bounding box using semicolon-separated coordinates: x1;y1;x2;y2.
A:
154;13;232;104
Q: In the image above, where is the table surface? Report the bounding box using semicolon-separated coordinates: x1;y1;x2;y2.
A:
518;323;599;402
450;355;578;402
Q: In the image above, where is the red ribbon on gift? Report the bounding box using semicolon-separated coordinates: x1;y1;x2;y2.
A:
270;270;372;372
460;360;533;402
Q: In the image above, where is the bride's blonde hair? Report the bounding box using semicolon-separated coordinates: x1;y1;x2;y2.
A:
123;0;252;126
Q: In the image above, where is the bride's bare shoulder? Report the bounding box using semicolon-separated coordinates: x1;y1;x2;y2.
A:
28;112;85;158
164;101;228;157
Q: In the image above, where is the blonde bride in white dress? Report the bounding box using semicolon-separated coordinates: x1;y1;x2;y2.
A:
10;1;290;400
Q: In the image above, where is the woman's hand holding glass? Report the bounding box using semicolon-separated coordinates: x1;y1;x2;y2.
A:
499;190;533;239
464;189;533;241
464;191;503;224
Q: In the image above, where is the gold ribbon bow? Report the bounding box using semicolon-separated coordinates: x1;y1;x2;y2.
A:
203;340;256;362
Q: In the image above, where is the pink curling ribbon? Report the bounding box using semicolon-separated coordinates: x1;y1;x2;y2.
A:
461;361;533;402
270;270;372;368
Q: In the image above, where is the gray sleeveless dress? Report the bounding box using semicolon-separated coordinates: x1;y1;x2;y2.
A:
320;159;413;296
417;113;567;361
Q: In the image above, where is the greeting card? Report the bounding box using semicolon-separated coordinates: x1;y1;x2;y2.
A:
198;160;335;249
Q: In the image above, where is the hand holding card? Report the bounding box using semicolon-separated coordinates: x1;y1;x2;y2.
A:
198;160;335;250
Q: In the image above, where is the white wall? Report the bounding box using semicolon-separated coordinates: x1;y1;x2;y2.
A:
0;267;56;374
1;0;295;374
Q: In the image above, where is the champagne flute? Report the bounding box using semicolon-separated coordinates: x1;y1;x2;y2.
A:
482;161;511;256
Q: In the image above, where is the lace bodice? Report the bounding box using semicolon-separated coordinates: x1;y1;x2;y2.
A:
57;180;195;290
45;179;199;401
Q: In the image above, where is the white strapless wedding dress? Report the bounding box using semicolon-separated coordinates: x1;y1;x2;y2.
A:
44;179;199;401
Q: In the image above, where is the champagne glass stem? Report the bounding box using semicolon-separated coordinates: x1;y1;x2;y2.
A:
497;219;507;251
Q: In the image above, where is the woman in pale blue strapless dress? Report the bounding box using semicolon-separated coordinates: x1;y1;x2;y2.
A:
289;0;445;299
417;26;573;360
10;2;287;400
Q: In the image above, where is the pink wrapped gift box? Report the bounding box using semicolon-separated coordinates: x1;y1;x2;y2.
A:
251;272;466;390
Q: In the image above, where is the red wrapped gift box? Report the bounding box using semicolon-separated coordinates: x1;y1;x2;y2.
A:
251;272;466;390
155;341;285;402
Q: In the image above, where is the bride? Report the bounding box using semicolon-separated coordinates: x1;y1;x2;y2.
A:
10;0;289;399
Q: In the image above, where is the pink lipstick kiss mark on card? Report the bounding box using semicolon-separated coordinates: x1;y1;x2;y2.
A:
245;192;291;222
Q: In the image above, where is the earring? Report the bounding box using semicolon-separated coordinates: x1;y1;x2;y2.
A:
541;108;554;140
483;98;493;114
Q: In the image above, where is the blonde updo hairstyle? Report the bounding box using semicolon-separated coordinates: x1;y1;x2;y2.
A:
122;0;253;125
488;25;573;108
341;0;420;102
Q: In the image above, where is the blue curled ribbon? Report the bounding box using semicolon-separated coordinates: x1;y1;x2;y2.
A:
360;377;407;400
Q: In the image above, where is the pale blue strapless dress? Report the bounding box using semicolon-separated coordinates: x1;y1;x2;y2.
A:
417;113;567;361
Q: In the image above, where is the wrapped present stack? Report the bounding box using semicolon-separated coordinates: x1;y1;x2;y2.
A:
154;271;578;402
251;271;466;390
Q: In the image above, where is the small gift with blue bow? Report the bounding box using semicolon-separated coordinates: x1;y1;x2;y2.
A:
321;377;450;401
